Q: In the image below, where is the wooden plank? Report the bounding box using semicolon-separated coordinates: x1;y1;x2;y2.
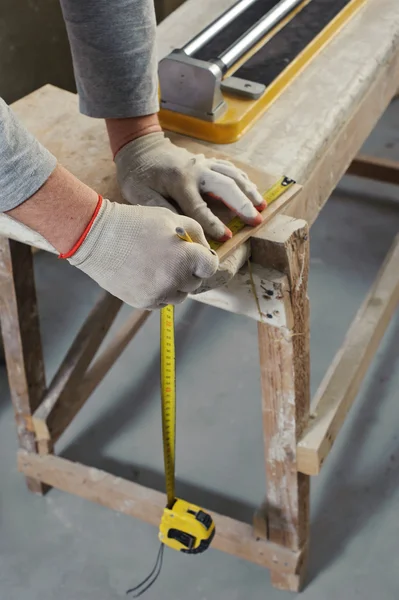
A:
170;135;302;262
193;264;294;325
4;85;299;256
252;216;310;592
347;154;399;185
157;0;399;213
298;235;399;476
75;309;151;406
34;292;122;444
286;40;399;225
0;239;47;493
17;451;302;573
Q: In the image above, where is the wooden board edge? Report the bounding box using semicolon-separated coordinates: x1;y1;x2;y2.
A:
17;451;301;573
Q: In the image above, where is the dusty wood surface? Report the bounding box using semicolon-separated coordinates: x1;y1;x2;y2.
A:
298;234;399;476
169;136;302;261
347;154;399;185
253;215;310;591
194;263;294;324
0;239;47;493
2;90;301;258
42;308;151;440
34;292;122;445
3;0;398;249
17;450;302;573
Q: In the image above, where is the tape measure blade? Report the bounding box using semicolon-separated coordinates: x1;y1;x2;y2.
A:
160;304;176;507
208;176;295;251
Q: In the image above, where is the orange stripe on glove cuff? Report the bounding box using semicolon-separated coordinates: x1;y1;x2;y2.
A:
59;195;103;259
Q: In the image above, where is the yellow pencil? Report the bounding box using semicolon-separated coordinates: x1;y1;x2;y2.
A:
175;227;193;243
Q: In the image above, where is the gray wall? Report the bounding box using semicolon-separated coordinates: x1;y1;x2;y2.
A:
0;0;186;105
0;0;75;104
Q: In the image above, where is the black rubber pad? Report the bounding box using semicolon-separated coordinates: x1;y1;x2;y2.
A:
234;0;354;86
193;0;281;63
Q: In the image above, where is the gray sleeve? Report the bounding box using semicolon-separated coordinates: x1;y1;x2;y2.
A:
59;0;159;119
0;98;57;212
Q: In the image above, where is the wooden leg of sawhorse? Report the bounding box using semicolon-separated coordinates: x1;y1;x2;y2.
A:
0;238;48;494
252;216;311;591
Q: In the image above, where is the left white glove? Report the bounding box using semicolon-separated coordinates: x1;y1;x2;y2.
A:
114;132;266;241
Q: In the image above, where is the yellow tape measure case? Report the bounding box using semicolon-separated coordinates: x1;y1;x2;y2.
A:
159;499;215;554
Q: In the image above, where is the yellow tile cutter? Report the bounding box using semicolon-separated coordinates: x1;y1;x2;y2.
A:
159;0;367;143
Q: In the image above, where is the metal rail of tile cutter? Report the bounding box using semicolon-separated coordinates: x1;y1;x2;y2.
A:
158;0;367;143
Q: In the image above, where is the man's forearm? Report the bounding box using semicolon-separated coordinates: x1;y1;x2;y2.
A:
106;114;162;157
0;97;57;212
7;165;98;254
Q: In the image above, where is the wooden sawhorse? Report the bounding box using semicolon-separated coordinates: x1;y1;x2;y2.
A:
2;0;399;587
1;150;398;590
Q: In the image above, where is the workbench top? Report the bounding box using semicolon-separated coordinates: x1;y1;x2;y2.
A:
2;0;399;251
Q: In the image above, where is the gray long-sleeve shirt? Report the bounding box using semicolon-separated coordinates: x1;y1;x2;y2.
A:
0;0;158;212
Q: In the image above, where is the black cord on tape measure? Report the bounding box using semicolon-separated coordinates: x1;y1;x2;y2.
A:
126;543;164;598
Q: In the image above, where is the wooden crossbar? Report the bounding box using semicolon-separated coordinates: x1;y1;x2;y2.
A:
347;155;399;185
297;234;399;476
78;309;151;402
33;293;122;443
17;451;302;573
32;305;150;448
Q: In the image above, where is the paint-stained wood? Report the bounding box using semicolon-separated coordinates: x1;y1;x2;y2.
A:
253;216;310;591
298;234;399;476
34;292;122;444
0;239;47;493
347;155;399;185
17;451;302;573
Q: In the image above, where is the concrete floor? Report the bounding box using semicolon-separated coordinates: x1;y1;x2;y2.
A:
1;100;399;598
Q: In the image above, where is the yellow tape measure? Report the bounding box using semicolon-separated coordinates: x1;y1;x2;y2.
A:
160;304;176;509
159;302;216;553
208;175;295;251
158;174;295;554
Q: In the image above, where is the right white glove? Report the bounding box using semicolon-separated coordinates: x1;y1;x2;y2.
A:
115;132;266;241
68;198;219;309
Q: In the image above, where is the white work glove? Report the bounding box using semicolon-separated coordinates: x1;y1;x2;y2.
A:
114;132;266;241
68;198;218;310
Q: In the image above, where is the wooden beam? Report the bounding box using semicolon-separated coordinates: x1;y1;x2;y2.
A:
347;155;399;185
298;235;399;476
285;39;399;226
169;136;303;263
34;292;122;443
17;451;302;573
252;215;311;592
62;309;151;424
0;240;47;493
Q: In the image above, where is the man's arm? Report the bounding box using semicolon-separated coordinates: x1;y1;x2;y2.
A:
0;98;57;212
59;0;267;242
0;98;218;308
59;0;159;119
